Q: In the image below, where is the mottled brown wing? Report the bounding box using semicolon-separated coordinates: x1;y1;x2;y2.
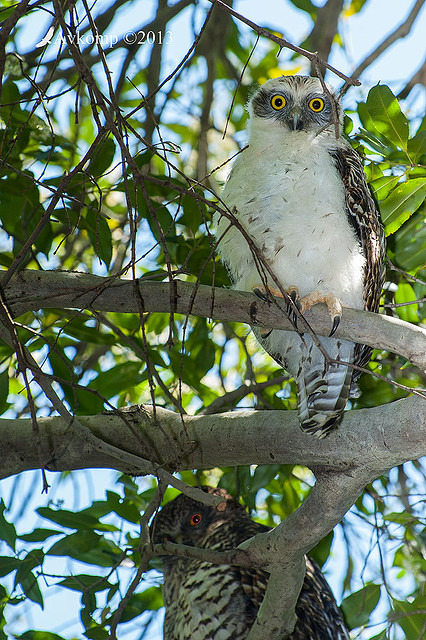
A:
331;146;386;374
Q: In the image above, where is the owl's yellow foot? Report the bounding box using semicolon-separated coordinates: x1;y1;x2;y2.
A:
253;285;343;337
298;290;343;337
252;284;301;337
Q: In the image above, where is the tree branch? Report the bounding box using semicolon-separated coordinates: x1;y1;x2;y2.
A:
245;467;372;640
3;270;425;369
1;396;424;638
207;0;360;86
348;0;426;82
305;0;343;77
1;396;424;480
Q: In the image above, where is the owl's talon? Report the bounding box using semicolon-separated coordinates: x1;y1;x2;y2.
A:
298;291;343;336
253;287;268;303
329;315;341;337
260;328;273;339
285;287;302;329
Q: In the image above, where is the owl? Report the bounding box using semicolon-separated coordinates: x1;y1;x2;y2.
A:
152;486;350;640
215;75;385;437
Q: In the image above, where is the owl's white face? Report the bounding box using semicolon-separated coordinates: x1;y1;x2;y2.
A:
248;76;341;134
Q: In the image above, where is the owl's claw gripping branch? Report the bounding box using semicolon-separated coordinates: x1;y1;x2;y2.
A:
330;314;341;337
286;286;302;329
253;285;343;338
296;290;343;337
253;284;303;334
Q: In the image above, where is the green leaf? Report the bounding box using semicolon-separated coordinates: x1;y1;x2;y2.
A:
18;528;63;542
309;530;334;568
393;596;426;638
37;506;101;530
366;84;409;149
394;283;419;323
87;137;116;177
85;210;112;268
18;549;44;573
393;538;426;579
0;556;22;577
16;569;44;608
0;500;16;551
78;500;114;521
16;632;66;640
370;175;401;203
288;0;317;16
105;491;141;524
0;369;9;413
47;531;122;567
83;627;110;640
16;630;65;640
58;574;111;593
407;130;426;162
341;583;381;628
47;531;101;556
178;194;206;231
87;362;142;398
380;178;426;235
113;586;163;623
392;211;426;272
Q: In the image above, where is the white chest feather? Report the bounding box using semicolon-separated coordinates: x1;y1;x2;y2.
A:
216;129;365;309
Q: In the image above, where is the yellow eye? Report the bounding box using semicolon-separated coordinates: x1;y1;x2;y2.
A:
271;95;286;110
309;98;325;112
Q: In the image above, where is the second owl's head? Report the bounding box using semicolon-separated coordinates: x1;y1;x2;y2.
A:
151;487;241;548
248;75;342;135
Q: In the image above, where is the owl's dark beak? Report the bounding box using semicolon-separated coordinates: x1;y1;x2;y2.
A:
287;110;304;131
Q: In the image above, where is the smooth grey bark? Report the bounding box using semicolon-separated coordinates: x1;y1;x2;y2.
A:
2;269;426;369
2;396;424;640
1;269;425;640
1;396;424;480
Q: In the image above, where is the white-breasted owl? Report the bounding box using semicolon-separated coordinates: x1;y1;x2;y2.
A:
215;76;385;437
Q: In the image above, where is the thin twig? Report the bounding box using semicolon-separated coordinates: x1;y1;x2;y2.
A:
207;0;360;86
347;0;426;84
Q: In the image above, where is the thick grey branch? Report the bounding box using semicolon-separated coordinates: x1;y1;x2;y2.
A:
3;270;425;370
1;396;424;480
244;468;372;640
2;397;423;639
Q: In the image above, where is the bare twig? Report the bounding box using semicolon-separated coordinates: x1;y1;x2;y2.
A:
199;375;289;415
207;0;360;86
3;271;425;370
347;0;426;84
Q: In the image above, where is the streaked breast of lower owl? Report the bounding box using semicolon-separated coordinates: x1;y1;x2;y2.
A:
152;486;351;639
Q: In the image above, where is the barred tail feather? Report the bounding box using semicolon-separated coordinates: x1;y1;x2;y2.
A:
296;338;354;438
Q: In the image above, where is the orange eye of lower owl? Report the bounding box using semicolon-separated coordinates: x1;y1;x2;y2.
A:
190;513;202;526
